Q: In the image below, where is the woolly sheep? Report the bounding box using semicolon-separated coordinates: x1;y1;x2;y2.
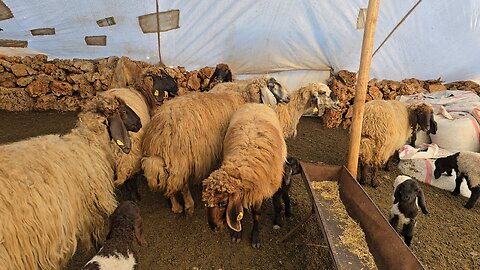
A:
274;82;340;138
205;63;233;90
141;76;290;215
101;88;152;186
273;156;302;229
359;101;437;187
434;151;480;209
389;175;428;246
0;96;141;269
82;201;147;270
202;103;287;248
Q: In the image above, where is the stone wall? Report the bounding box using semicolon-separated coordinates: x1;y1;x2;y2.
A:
0;55;216;111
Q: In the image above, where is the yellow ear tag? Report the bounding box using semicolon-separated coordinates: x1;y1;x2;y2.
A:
154;90;159;96
237;211;243;221
116;140;124;146
313;107;319;113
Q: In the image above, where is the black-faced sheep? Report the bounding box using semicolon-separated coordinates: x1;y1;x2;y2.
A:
101;88;152;187
202;103;287;248
205;63;233;90
273;156;302;229
0;96;141;269
359;101;437;187
142;76;290;216
151;69;178;103
389;175;428;246
274;82;340;138
82;201;147;270
434;151;480;209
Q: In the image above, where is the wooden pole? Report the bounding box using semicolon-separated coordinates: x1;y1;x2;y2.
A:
155;0;165;66
346;0;381;177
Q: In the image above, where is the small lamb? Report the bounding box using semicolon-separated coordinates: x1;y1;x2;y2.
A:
389;175;428;246
83;201;147;270
273;156;302;229
434;151;480;209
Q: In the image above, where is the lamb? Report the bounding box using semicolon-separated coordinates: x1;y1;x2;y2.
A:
141;76;290;215
434;151;480;209
359;101;437;187
202;103;287;248
389;175;428;246
0;96;141;270
273;156;302;229
274;82;340;138
205;63;233;90
101;88;152;187
82;201;147;270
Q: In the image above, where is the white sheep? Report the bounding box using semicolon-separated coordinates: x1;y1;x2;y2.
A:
202;103;287;248
82;201;147;270
0;96;141;269
274;82;340;138
100;87;152;186
389;175;428;246
359;101;437;187
141;76;290;215
434;151;480;209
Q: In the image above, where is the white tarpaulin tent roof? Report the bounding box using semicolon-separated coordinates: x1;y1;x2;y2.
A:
1;0;479;89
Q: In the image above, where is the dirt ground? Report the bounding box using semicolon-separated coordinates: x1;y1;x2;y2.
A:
1;111;479;270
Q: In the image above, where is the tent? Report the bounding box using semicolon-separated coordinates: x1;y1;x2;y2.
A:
1;0;479;90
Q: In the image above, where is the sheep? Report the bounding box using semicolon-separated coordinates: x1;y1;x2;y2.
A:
151;69;178;103
359;101;438;187
101;88;152;187
202;103;287;248
141;76;290;215
0;96;141;270
205;63;233;90
434;151;480;209
389;175;428;246
273;156;302;229
274;82;340;138
82;201;147;270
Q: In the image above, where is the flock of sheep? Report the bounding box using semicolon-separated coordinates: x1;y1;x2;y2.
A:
2;61;479;269
0;64;341;269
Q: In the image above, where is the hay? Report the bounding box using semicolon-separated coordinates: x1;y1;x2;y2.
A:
311;181;377;270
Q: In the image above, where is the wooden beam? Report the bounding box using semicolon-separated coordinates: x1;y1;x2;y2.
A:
346;0;381;177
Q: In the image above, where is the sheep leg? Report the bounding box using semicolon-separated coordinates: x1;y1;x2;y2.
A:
388;215;399;232
359;163;367;185
282;186;292;218
452;174;463;196
251;202;262;249
181;184;195;216
465;186;480;209
403;220;416;246
272;189;283;229
370;166;379;188
231;230;242;243
169;194;183;214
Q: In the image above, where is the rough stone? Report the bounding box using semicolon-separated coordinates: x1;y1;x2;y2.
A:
51;81;73;96
11;63;29;77
16;76;34;87
25;74;52;97
0;72;16;88
0;87;35;111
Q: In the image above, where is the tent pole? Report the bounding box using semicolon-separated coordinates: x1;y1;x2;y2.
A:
155;0;165;66
346;0;381;177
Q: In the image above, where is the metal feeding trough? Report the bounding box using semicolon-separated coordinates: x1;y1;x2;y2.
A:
281;162;424;270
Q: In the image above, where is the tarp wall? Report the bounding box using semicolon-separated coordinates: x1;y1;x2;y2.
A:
1;0;479;89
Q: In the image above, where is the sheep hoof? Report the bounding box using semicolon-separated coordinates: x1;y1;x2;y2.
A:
451;190;460;196
273;225;281;230
251;242;261;249
464;203;474;209
185;207;194;216
371;179;379;188
171;206;183;214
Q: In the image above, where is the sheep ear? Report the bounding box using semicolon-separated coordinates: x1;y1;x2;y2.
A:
226;193;243;232
134;215;148;247
429;114;438;134
393;187;401;204
107;112;132;154
226;70;233;82
409;109;418;130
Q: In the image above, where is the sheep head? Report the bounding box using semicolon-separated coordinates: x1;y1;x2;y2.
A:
265;77;290;104
393;178;428;215
207;63;233;89
82;96;141;154
408;103;437;135
108;201;148;247
305;83;340;116
202;170;243;232
433;152;459;179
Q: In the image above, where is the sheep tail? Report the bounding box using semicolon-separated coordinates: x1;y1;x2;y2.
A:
359;136;376;166
141;156;169;191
